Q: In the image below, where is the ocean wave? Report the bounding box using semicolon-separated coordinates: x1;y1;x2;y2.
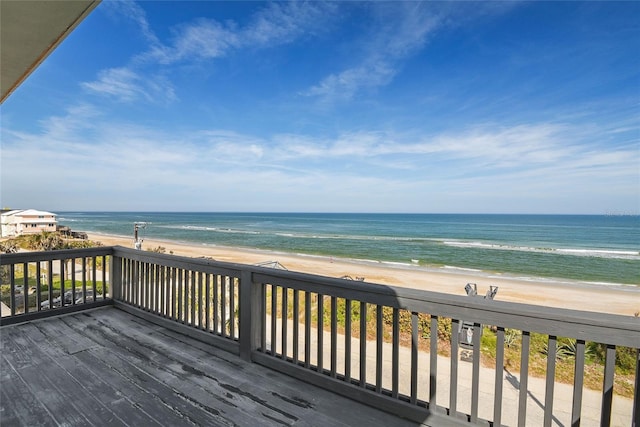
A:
161;225;440;243
442;240;639;260
169;225;261;235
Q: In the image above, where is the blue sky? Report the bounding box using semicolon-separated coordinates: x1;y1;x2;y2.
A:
1;1;638;214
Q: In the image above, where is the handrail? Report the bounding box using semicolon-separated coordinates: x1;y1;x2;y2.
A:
1;246;638;426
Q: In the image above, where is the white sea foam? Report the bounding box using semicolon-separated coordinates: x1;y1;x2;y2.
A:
442;240;639;260
443;265;482;273
175;225;260;235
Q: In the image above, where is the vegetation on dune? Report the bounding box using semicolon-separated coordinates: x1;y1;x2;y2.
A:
0;231;103;252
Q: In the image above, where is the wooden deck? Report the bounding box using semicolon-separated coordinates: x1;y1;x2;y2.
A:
1;306;425;427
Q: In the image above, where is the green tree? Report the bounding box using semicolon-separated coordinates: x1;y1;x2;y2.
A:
0;240;19;285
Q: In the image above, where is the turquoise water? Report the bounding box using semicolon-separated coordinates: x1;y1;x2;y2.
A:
58;212;640;286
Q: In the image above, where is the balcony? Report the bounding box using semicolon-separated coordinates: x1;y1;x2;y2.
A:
2;247;638;426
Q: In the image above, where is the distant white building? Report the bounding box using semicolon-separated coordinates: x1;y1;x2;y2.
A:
0;209;57;237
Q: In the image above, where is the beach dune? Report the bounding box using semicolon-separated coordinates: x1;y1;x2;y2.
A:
87;233;639;316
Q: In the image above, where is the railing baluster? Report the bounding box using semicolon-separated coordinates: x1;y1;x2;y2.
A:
360;302;367;388
135;259;140;306
120;259;126;303
102;255;107;301
133;259;138;306
271;285;277;355
149;262;154;311
159;265;165;316
141;262;146;309
410;311;418;404
518;331;531;427
129;259;135;307
330;296;337;377
23;262;29;314
450;318;459;416
58;260;63;311
36;262;42;310
170;267;176;320
221;275;227;335
212;275;219;333
147;262;152;310
376;304;382;393
142;262;147;310
48;260;54;310
177;268;183;323
544;335;557;427
317;294;324;373
233;277;238;339
494;327;505;426
471;323;481;422
189;270;196;325
128;259;134;305
121;259;127;303
181;268;186;321
430;315;438;409
260;283;266;353
189;271;195;326
9;265;16;316
92;257;97;304
136;261;146;310
196;271;201;326
392;308;399;399
155;264;161;314
345;299;352;382
293;289;299;364
199;273;205;329
571;339;586;427
601;345;616;426
304;291;311;368
281;286;288;359
205;273;210;330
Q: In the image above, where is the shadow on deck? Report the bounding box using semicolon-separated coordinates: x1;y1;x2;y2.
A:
1;307;425;427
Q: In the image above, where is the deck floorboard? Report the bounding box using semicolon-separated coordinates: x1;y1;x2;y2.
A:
1;307;423;426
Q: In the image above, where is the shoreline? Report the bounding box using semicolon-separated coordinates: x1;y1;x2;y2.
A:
85;232;639;316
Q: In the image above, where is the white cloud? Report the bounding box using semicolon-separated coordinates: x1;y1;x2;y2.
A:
3;110;638;213
84;1;336;104
243;1;334;45
138;1;335;65
303;62;397;101
302;3;440;102
102;0;160;45
82;67;176;104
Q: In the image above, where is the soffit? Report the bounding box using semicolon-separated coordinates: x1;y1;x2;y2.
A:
1;0;100;103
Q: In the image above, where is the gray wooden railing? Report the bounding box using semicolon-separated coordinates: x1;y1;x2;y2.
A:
2;246;638;426
0;247;112;324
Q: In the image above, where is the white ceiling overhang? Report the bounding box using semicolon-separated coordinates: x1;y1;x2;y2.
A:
1;0;101;103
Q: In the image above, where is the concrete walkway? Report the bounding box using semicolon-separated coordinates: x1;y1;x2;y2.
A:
0;301;11;317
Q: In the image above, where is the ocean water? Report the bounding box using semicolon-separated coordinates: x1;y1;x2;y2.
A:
57;212;640;286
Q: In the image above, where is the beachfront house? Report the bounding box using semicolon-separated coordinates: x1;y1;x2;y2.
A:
1;2;638;427
0;209;57;237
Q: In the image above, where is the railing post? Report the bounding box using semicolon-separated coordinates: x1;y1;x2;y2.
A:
111;255;123;301
633;348;639;427
239;269;260;361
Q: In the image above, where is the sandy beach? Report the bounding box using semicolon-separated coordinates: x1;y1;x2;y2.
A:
87;233;639;316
